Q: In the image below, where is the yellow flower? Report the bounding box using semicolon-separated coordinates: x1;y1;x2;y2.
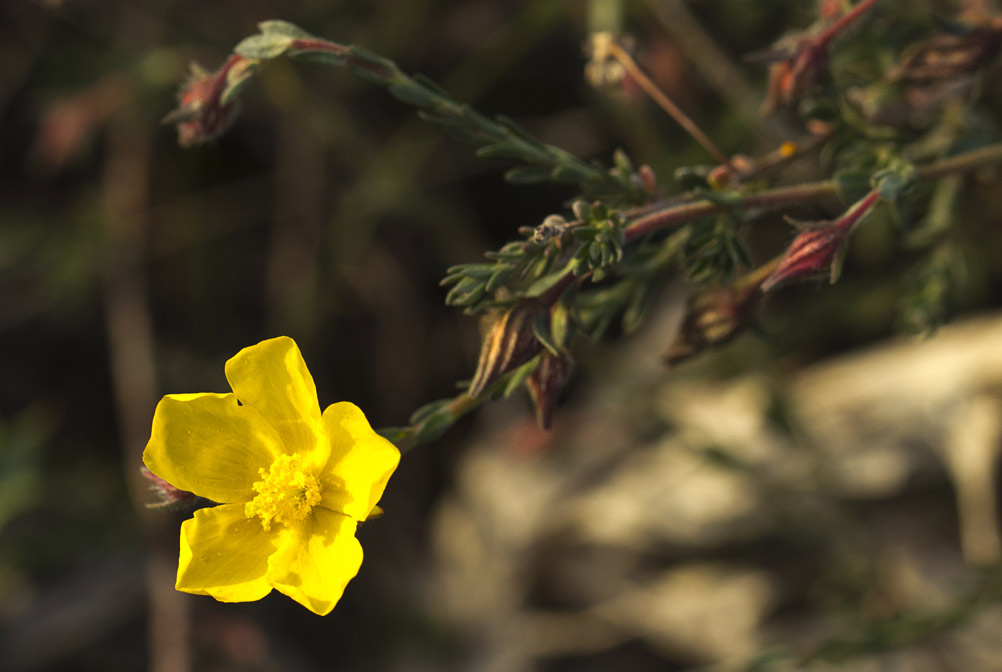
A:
143;336;399;616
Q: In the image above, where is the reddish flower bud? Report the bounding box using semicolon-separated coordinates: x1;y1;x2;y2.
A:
162;55;252;147
763;189;880;291
141;466;198;510
759;0;880;111
527;351;573;430
763;39;829;112
761;222;848;291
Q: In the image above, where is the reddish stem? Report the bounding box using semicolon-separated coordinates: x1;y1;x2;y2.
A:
835;188;881;233
815;0;881;51
623;180;840;242
289;38;350;55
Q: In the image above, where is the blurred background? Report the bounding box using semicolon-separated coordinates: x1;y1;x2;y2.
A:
4;0;1002;670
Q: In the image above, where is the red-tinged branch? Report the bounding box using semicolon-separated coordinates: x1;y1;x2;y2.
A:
815;0;882;51
622;140;1002;244
623;180;840;242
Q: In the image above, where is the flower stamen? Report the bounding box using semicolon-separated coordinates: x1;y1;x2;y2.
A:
245;453;322;531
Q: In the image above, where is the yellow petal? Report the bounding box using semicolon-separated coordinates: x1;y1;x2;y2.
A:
144;393;283;502
318;402;400;521
176;504;276;602
225;337;328;466
267;508;362;616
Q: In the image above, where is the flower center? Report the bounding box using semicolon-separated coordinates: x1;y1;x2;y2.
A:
245;453;322;531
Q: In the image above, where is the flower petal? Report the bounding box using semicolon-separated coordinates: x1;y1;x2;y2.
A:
225;337;327;465
267;508;362;616
144;393;283;502
319;402;400;521
176;504;276;603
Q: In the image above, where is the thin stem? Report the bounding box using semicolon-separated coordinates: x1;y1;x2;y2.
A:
393;391;488;455
606;40;734;170
816;0;882;51
837;188;882;231
624;180;840;242
917;142;1002;182
736;254;783;294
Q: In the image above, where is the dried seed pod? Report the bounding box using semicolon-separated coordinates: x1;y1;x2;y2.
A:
469;303;544;397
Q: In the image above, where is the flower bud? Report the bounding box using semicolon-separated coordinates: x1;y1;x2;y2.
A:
162;55;250;147
527;351;573;430
141;466;198;510
763;39;829;112
469;303;543;397
762;189;880;291
761;222;848;291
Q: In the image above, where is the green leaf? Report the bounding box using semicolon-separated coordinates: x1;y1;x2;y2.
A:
346;47;397;83
502;356;540;398
505;165;552;184
532;314;560;357
377;426;413;444
829;242;848;285
550;163;591;184
525;270;570;298
414;408;455;443
550;302;571;349
445;276;483;305
477;143;532;161
413;73;450;97
388;82;439;108
495;115;541;146
486;266;515;292
258;20;315;38
235;33;295;60
409;398;454;425
613;148;635;174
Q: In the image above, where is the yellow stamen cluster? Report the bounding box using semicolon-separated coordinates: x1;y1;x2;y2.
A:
245;453;322;531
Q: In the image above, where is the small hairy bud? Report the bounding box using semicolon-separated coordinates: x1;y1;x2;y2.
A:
162;55;251;147
141;466;198;510
763;38;829;112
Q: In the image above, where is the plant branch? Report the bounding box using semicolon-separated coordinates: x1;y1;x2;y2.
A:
623;140;1002;242
166;21;643;199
